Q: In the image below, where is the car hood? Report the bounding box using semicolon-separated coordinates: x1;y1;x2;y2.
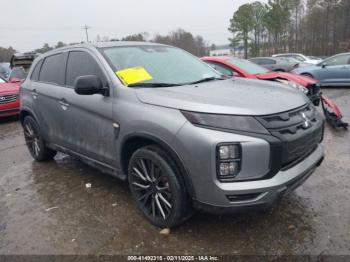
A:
256;71;318;87
135;78;309;116
0;82;20;94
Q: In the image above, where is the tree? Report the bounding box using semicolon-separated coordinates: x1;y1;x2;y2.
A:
34;43;53;54
228;4;254;59
153;28;208;56
0;46;16;62
55;41;66;49
122;33;145;41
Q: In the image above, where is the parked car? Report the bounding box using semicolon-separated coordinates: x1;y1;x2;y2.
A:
272;53;322;65
0;75;21;118
20;42;325;227
249;57;299;72
292;52;350;87
202;56;348;128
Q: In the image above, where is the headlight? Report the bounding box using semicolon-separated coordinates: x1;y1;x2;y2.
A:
289;81;309;94
276;79;309;94
181;111;269;134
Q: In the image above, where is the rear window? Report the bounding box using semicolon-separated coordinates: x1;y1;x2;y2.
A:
39;54;65;85
30;60;43;81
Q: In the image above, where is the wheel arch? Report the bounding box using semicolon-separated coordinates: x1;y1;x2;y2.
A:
120;133;195;198
19;108;39;126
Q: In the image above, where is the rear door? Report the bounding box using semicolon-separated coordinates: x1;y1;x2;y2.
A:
31;53;67;144
60;50;115;165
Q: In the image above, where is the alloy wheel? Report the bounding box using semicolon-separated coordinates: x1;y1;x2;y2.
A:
24;121;40;157
130;158;173;220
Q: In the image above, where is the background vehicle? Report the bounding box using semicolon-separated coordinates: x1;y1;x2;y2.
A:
202;56;348;129
249;57;299;72
292;53;350;87
0;75;21;118
20;42;324;227
272;53;322;65
8;52;38;80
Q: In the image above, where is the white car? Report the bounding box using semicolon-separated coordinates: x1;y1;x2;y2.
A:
272;53;322;65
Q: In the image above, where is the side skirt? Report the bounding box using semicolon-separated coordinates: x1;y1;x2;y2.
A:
47;143;127;181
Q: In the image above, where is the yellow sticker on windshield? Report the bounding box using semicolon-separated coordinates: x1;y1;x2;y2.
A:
116;67;152;86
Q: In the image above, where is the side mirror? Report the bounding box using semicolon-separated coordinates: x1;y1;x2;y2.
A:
9;77;21;83
321;63;327;68
74;75;109;96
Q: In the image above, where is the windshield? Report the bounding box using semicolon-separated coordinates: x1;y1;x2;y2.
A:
101;45;221;86
228;58;269;75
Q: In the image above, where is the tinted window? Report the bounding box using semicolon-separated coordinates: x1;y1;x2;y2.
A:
39;54;65;85
30;60;43;81
261;59;276;65
205;61;233;77
66;51;107;87
324;54;350;66
10;67;26;80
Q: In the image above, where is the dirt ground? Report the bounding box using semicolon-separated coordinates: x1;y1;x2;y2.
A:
0;88;349;255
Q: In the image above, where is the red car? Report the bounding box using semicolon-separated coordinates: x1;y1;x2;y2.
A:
201;56;347;129
0;75;21;118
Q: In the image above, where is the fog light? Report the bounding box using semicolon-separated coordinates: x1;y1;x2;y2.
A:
219;145;239;159
219;162;239;176
217;143;241;181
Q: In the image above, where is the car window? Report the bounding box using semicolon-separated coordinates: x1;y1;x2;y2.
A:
249;58;260;64
205;61;233;77
323;54;350;66
39;53;65;85
228;58;269;75
30;60;43;81
66;51;107;87
261;59;276;65
10;67;26;80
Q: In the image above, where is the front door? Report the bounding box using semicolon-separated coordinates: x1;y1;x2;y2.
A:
60;50;116;165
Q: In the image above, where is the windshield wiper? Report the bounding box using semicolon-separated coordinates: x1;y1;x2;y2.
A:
187;77;226;85
127;82;183;88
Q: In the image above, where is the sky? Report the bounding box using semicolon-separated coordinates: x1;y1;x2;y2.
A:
0;0;263;52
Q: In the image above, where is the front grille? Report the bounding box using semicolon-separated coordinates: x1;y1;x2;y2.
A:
257;104;323;169
0;94;18;104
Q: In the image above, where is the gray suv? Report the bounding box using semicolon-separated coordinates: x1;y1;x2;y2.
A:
20;42;324;227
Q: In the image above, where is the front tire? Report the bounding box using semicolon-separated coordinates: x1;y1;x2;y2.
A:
128;145;192;228
23;116;57;161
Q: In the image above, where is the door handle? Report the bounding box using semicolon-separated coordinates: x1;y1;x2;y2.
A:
32;89;38;99
59;99;70;110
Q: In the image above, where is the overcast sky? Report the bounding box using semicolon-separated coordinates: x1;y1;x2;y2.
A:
0;0;263;52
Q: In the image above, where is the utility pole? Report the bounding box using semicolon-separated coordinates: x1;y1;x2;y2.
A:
83;24;91;42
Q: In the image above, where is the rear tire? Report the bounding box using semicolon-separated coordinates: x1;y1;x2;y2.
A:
128;145;192;228
23;116;57;161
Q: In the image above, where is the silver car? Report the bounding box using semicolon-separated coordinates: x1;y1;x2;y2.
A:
20;42;324;227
